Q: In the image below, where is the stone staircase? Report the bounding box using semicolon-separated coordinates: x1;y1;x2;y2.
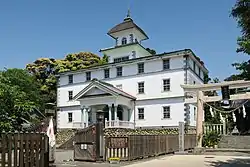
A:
218;135;250;149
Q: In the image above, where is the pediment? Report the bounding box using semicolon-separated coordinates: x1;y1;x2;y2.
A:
84;87;110;96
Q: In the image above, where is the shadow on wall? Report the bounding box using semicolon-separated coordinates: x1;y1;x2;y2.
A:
206;157;250;167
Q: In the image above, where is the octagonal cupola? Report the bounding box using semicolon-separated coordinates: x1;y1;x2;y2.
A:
107;10;149;46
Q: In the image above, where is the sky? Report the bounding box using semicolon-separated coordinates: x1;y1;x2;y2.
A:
0;0;248;80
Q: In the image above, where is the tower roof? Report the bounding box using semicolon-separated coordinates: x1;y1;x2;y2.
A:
107;15;148;40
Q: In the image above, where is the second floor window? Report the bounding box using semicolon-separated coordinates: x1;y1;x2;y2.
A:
116;67;123;77
68;91;73;100
68;112;73;122
138;108;144;120
114;56;129;63
138;63;144;74
68;75;73;84
104;69;110;79
138;82;144;94
129;34;134;43
163;59;170;70
86;72;91;81
163;79;170;91
163;106;171;119
122;37;127;45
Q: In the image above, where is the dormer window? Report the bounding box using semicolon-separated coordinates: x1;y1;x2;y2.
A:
122;37;127;45
129;34;134;43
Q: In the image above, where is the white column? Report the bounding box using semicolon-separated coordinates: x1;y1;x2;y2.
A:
108;106;112;121
127;109;131;121
85;108;89;127
114;106;118;120
81;107;85;128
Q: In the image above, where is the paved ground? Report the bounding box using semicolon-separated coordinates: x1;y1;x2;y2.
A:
123;155;250;167
52;150;250;167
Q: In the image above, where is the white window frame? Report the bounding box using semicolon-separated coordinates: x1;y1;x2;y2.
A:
163;106;171;119
138;108;144;120
163;79;170;92
68;112;73;122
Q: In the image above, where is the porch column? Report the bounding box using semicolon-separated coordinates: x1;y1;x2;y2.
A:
108;105;112;121
85;108;90;127
114;105;118;120
81;107;85;128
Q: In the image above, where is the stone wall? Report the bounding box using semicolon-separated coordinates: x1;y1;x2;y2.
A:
218;135;250;149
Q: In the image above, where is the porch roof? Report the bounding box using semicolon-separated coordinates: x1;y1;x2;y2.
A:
72;79;136;101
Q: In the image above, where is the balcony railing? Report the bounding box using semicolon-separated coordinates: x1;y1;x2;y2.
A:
105;119;135;129
73;122;86;129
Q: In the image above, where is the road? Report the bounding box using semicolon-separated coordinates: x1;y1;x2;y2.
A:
53;150;250;167
123;155;250;167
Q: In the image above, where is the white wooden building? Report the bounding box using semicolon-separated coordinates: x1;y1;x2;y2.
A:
57;13;208;129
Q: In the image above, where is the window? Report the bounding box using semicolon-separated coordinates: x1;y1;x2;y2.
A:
163;59;170;70
129;34;134;43
68;112;73;122
122;37;127;45
163;106;171;119
104;69;110;79
68;75;73;84
86;72;91;81
138;108;144;120
138;63;144;74
116;84;122;90
116;67;123;77
138;82;144;94
68;91;73;100
198;68;201;77
193;61;196;72
114;56;129;63
163;79;170;91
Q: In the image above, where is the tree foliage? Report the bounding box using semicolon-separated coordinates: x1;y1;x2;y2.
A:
0;69;43;131
231;0;250;55
26;52;108;105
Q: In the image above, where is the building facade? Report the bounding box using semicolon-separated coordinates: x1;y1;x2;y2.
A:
57;13;208;129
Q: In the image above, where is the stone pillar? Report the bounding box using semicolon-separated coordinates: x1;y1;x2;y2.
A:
175;122;187;154
194;91;205;154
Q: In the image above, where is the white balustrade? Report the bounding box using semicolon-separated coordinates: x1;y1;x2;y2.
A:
73;122;84;129
105;119;135;129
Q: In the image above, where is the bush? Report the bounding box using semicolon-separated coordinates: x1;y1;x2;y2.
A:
202;131;221;147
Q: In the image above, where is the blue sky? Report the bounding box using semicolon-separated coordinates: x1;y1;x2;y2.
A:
0;0;248;80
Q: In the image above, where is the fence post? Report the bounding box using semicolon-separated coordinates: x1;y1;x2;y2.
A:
175;122;187;154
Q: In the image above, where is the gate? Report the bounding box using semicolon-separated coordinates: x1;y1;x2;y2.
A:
0;132;49;167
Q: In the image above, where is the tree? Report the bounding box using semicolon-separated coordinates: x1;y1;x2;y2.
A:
231;0;250;55
0;69;43;131
26;52;108;105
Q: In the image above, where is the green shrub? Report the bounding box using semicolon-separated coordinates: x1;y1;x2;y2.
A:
202;131;221;147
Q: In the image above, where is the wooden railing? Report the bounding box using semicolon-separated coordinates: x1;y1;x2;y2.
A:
105;134;196;161
203;123;226;135
0;132;49;167
105;119;135;129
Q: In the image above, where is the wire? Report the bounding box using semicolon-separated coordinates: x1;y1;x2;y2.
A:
201;99;249;114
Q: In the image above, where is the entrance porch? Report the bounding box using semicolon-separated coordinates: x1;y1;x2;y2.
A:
71;79;136;129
